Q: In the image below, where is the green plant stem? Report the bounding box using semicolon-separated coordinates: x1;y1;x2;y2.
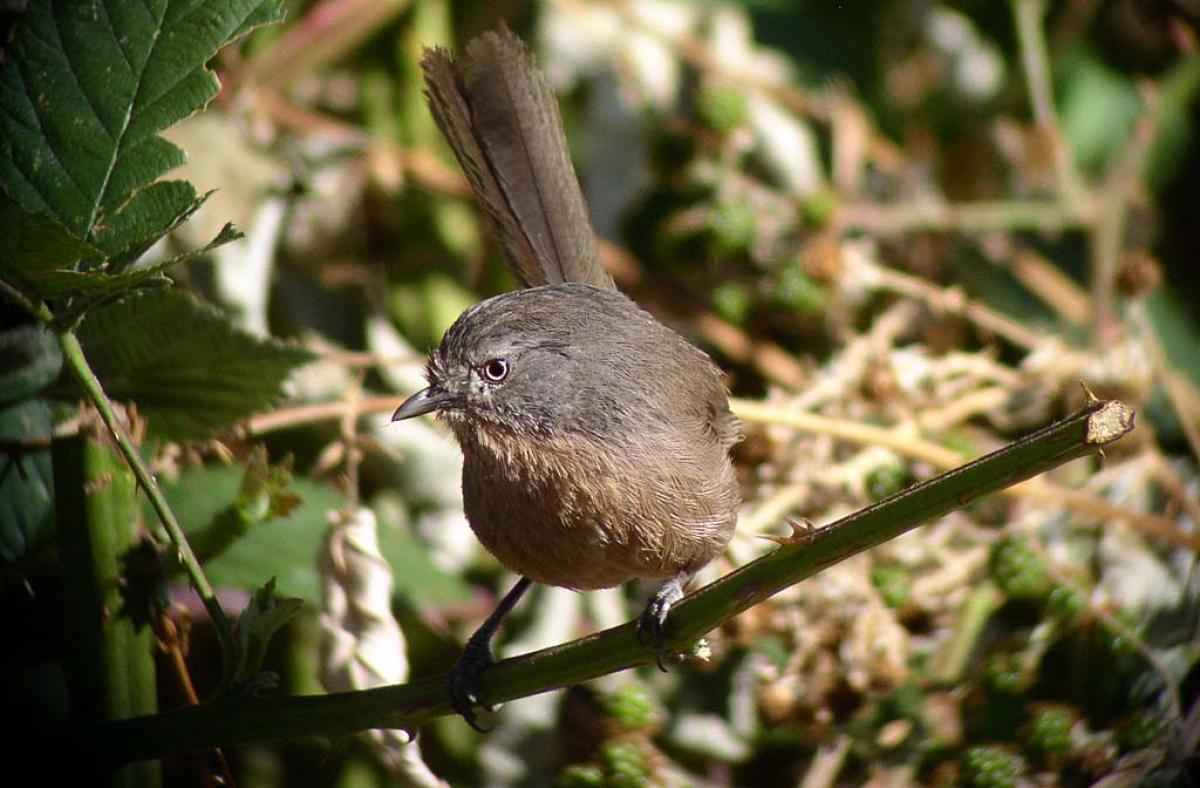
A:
92;398;1134;765
1011;0;1082;200
56;328;237;684
1;273;237;681
54;423;160;788
0;275;52;322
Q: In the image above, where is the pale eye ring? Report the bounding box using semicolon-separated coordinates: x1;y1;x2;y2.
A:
482;358;509;382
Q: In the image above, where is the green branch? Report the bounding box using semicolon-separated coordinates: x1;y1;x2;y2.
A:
92;398;1134;765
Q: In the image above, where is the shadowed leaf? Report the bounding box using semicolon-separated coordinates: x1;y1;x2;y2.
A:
71;289;313;440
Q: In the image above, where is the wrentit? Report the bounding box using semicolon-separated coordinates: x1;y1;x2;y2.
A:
393;26;741;729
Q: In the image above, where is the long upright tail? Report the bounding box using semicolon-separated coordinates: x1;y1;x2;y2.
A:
421;26;614;290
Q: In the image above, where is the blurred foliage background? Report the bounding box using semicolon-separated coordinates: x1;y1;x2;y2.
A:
5;0;1200;785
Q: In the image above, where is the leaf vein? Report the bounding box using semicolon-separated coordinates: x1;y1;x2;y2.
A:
10;51;91;219
86;0;167;236
97;2;137;75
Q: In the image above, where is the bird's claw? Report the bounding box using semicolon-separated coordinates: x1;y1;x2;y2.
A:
637;575;688;672
446;576;532;732
637;598;671;671
448;640;496;732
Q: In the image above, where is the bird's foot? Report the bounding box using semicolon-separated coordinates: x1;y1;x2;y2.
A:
448;636;496;732
637;574;688;672
447;576;532;732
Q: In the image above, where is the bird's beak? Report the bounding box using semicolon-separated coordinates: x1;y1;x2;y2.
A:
391;386;454;421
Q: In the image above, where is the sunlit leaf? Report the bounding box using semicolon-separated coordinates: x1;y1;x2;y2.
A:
0;0;285;259
154;464;343;602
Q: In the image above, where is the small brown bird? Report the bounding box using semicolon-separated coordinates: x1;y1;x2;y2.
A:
393;26;741;728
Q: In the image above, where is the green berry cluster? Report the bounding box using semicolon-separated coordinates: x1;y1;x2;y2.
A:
960;746;1025;788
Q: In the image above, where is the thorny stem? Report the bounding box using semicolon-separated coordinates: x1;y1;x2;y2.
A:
2;276;238;678
56;330;238;684
251;380;1181;547
91;399;1134;764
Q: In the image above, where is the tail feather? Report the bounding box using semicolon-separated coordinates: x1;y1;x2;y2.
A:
422;26;613;290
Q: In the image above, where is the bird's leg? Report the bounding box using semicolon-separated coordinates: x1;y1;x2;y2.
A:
449;576;533;731
637;570;691;672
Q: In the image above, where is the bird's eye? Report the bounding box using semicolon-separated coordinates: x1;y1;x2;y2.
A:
482;358;509;382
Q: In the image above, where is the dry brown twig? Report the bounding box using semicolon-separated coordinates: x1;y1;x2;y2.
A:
244;396;405;436
843;244;1050;351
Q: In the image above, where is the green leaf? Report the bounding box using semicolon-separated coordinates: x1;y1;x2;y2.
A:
41;223;242;310
0;196;100;279
0;399;54;565
0;326;61;403
0;192;241;308
92;181;208;262
25;270;173;304
378;521;474;610
1057;47;1140;174
234;578;304;688
0;0;285;256
186;447;301;566
155;464;344;602
72;289;313;440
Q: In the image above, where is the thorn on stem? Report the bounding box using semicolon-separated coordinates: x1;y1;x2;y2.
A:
759;517;818;546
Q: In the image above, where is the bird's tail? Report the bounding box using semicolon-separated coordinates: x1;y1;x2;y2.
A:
422;25;614;290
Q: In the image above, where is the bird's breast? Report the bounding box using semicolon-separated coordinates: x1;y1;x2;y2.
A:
452;420;738;590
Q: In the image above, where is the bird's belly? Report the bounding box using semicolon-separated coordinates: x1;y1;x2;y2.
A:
458;432;737;590
466;496;662;590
